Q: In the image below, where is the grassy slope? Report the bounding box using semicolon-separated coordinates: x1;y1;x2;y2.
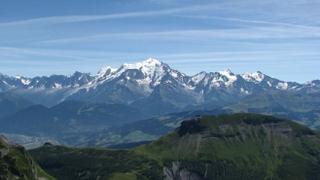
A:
0;137;55;180
29;144;163;180
30;113;320;180
135;114;320;180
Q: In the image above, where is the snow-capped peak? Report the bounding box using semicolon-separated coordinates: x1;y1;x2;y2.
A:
217;69;237;86
15;76;31;86
241;71;265;83
276;82;289;90
141;57;162;66
92;58;169;89
117;58;167;79
191;71;207;84
219;69;233;75
306;80;320;87
121;58;163;71
97;66;117;78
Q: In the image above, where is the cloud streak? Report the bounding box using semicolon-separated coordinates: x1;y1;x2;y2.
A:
0;4;216;27
37;25;320;45
1;47;319;64
0;46;319;82
177;15;319;29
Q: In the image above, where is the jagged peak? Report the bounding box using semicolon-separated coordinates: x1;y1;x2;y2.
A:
14;75;32;86
97;65;117;78
191;71;208;83
142;57;162;66
241;71;265;83
194;71;208;76
97;58;165;76
306;80;320;86
216;69;237;86
71;71;87;76
113;58;172;82
192;71;207;78
15;75;28;79
93;58;171;88
219;68;234;75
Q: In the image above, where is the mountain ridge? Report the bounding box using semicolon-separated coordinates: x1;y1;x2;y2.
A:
1;58;318;116
1;58;313;92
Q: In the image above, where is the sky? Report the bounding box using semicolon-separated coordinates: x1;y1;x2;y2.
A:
0;0;319;82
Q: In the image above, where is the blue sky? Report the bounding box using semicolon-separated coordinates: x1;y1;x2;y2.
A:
0;0;319;82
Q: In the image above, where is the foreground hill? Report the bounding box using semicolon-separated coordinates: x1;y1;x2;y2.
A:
137;113;320;179
0;136;54;180
30;114;320;180
30;143;163;180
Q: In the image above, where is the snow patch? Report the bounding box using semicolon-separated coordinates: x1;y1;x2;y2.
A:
276;82;288;90
218;69;237;86
16;76;31;86
240;88;249;94
97;66;117;78
191;72;207;84
267;81;272;87
242;71;265;83
53;83;62;89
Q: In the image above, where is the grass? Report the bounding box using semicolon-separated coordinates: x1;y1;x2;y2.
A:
110;172;137;180
0;141;55;180
30;145;163;180
29;113;320;180
134;114;320;180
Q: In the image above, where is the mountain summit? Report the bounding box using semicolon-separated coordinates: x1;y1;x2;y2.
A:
94;58;173;89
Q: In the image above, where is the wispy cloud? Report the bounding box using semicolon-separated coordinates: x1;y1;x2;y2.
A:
1;47;319;65
177;15;319;29
37;25;320;45
0;47;150;64
0;46;319;82
0;4;216;27
0;47;111;63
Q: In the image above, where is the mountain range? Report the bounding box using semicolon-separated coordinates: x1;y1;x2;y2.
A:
0;58;320;147
1;58;319;110
1;58;320;148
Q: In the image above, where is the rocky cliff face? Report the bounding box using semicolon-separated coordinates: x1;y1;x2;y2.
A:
164;161;204;180
0;135;54;180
